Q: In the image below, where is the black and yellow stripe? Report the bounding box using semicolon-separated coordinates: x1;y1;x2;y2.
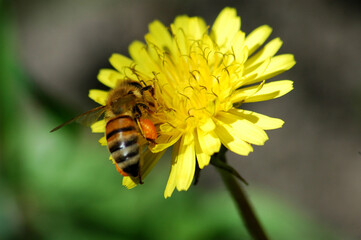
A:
106;115;140;177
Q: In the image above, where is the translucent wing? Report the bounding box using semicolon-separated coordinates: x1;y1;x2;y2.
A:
50;106;106;132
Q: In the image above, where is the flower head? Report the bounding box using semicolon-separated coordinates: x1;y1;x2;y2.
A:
89;7;295;198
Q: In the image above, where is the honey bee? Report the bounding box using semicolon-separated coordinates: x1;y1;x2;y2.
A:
51;80;158;183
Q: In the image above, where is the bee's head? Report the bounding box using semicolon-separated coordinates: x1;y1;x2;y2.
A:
107;83;143;115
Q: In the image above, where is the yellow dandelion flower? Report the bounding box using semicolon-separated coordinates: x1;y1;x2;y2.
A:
89;7;295;198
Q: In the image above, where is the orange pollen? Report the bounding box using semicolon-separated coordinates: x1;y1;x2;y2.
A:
140;118;157;140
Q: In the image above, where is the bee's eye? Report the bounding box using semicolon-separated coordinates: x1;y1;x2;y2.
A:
128;90;133;95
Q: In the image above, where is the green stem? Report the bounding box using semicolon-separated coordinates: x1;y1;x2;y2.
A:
212;146;269;240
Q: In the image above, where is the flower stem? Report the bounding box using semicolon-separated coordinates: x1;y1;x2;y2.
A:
212;146;269;240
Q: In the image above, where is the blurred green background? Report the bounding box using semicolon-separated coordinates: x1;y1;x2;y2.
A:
1;0;360;239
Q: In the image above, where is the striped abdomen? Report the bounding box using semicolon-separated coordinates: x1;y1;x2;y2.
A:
106;115;140;177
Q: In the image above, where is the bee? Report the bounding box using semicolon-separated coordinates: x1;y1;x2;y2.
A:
51;80;158;183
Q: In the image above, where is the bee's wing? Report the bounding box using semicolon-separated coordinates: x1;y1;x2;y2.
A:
50;106;106;132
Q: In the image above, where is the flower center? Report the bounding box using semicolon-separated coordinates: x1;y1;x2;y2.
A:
151;37;242;133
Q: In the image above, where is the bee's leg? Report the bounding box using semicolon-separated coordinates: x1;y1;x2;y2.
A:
136;102;150;112
140;85;152;93
132;104;144;135
132;103;150;119
133;103;157;142
139;80;153;90
139;80;147;87
138;174;144;184
146;138;156;144
133;105;142;118
134;116;147;139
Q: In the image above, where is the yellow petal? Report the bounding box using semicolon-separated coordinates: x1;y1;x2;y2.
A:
242;57;271;87
182;132;194;145
230;31;247;64
172;16;189;32
199;117;216;132
129;41;159;76
229;108;284;130
109;155;116;164
175;133;196;191
246;54;296;85
245;25;272;55
261;54;296;79
171;20;189;55
187;17;207;40
231;80;293;103
146;20;174;53
150;132;182;153
98;136;107;146
211;7;240;48
197;128;221;156
109;53;133;72
214;122;253;156
195;138;211;169
88;89;108;106
224;138;253;156
90;120;106;133
245;37;283;69
215;111;268;146
195;129;220;169
164;140;181;198
231;80;264;103
97;69;124;88
122;177;136;189
172;16;207;40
